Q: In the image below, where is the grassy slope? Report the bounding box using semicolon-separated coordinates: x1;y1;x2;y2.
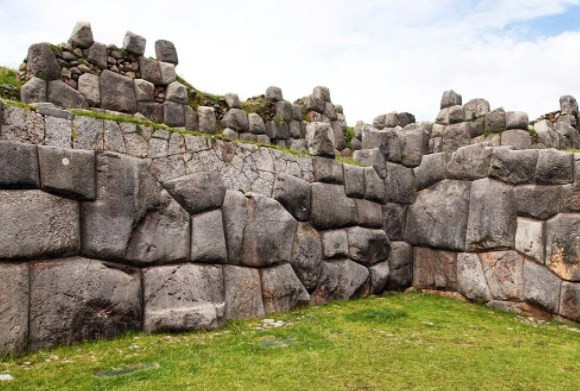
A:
1;292;578;391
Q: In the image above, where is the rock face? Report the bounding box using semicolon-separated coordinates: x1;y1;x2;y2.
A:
143;264;224;332
260;264;310;314
29;258;141;350
405;180;470;251
0;190;79;259
0;263;29;356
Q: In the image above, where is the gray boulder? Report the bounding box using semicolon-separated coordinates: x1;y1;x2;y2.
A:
166;81;188;104
463;98;490;120
385;241;413;290
382;203;407;241
0;141;40;188
545;214;579;281
524;260;561;312
306;122;335;157
513;185;560;220
515;217;545;264
47;80;88;109
99;70;137;112
554;123;577;149
21;77;47;103
222;191;249;264
276;100;293;122
302;95;325;113
347;227;390;266
500;129;532;149
485;108;506;132
224;93;241;109
535;149;574;185
191;209;228;263
457;253;492;302
313;86;331;102
272;173;311;221
29;258;141;350
163;101;185;127
72;115;104;150
442;122;471;153
37;146;96;200
441;90;462;109
369;262;390;294
505;111;529;130
163;171;226;214
384;163;416;204
69;21;94;48
322;229;349;259
356;199;383;228
87;42;107;69
310;182;357;229
353;148;386;177
535;120;560;149
123;31;146;55
560;95;578;116
364;166;385;203
559;282;579;322
397;112;415;127
480;251;524;301
413;247;457;290
143;264;224;332
138;102;163;123
400;125;428;167
27;43;60;80
0;105;44;145
313;157;343;184
248;113;265;134
223;265;265;320
155;39;178;64
221;109;250;132
489;148;538;185
310;260;370;305
413;152;446;190
405;180;470;251
446;143;493;180
261;264;310;314
343;164;365;198
78;73;100;107
0;263;29;356
198;106;217;134
138;57;163;85
0;190;79;259
266;86;283;101
466;178;516;251
290;223;323;291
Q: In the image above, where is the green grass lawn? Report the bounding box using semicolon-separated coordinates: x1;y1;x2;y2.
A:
1;292;578;391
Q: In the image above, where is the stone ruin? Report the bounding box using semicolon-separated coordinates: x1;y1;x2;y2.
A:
0;22;578;357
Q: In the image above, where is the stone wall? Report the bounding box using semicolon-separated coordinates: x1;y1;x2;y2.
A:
18;22;350;155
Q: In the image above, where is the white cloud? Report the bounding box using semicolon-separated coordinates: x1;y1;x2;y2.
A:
0;0;579;123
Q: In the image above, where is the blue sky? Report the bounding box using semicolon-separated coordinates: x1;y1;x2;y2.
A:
1;0;579;123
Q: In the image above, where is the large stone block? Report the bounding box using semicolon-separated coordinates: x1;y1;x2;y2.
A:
445;144;492;180
545;214;579;281
306;122;335;157
313;157;343;184
413;247;458;291
405;180;470;251
500;129;532;149
513;185;560;220
87;42;107;69
99;70;137;113
480;251;524;301
123;31;146;55
47;80;88;109
0;141;39;188
356;199;383;228
0;190;79;259
163;171;226;214
155;39;178;64
535;149;574;185
441;90;462;109
191;209;227;263
489;148;538;185
163;101;185;127
221;108;249;132
385;241;413;290
505;111;528;130
290;223;323;291
322;229;349;259
27;42;60;80
261;264;310;314
413;152;446;190
466;178;516;251
72;115;104;150
78;73;100;107
463;98;490;120
143;264;224;332
559;282;579;322
310;260;370;305
222;191;248;264
0;263;28;356
310;182;357;229
442;122;470;153
384;162;416;204
347;227;390;266
82;152;189;263
29;258;141;350
485;108;506;132
382;203;407;241
457;253;492;302
369;262;390;294
21;77;47;103
198;106;217;134
45;114;72;148
515;218;545;264
344;164;365;198
0;105;44;144
272;173;311;221
69;21;94;48
223;265;265;320
353;148;386;178
38;146;96;200
524;260;561;313
400;126;428;167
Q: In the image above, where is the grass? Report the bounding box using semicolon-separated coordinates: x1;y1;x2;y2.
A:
1;292;578;391
0;66;22;100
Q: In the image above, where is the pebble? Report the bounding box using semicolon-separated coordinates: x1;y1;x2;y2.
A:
0;374;14;381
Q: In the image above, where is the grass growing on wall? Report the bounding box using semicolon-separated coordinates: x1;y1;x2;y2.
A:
0;66;22;100
1;292;578;391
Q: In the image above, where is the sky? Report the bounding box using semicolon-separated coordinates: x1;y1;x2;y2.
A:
1;0;580;124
